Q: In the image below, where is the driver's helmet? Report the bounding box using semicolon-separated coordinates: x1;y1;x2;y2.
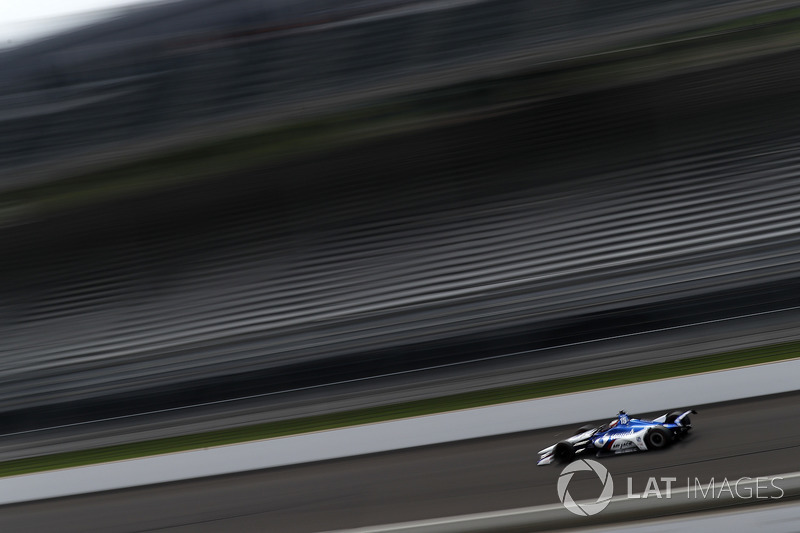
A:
618;410;630;425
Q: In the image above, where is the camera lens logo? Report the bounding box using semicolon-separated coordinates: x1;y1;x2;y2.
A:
557;459;614;516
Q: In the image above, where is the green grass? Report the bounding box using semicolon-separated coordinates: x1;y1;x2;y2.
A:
2;341;798;478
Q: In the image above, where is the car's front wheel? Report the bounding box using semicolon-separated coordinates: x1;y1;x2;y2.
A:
554;441;576;463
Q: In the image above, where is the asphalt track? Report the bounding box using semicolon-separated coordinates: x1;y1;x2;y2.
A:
575;500;800;533
0;391;797;532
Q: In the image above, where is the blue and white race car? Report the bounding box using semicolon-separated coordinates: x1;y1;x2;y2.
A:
537;409;696;465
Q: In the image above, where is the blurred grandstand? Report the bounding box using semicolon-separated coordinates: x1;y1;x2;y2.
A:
0;0;792;182
2;0;800;433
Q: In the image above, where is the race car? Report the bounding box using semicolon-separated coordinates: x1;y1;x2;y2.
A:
537;409;696;465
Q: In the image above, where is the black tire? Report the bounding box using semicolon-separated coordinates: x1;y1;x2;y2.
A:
554;441;575;463
574;425;595;436
645;427;671;450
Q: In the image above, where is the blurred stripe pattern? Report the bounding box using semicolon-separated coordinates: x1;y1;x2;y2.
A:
0;0;799;416
2;88;800;409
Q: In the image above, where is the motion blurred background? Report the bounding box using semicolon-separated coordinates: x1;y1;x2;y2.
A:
1;0;800;519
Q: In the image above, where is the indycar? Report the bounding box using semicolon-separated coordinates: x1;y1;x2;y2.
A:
537;409;696;465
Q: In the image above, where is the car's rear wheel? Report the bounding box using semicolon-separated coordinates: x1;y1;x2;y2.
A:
554;441;575;463
645;427;671;450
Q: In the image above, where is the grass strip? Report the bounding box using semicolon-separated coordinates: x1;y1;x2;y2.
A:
1;340;798;478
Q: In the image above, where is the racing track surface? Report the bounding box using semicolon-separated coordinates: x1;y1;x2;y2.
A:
0;391;797;532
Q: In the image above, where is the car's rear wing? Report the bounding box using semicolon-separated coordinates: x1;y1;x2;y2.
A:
652;409;697;425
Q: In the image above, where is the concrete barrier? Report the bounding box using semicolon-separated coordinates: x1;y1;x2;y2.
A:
0;358;798;505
